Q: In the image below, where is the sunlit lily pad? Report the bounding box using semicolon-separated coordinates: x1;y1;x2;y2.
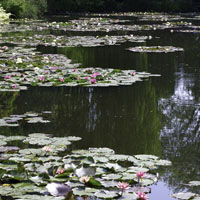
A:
172;192;197;200
94;190;119;199
188;181;200;186
128;46;184;53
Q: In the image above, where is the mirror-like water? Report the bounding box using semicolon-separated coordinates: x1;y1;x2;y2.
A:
1;13;200;199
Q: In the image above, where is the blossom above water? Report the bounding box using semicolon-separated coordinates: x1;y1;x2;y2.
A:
4;75;11;80
79;176;90;183
90;78;96;84
42;146;51;152
57;168;65;174
136;171;146;179
38;75;45;82
117;182;130;190
2;46;8;51
12;84;17;89
59;77;64;82
91;72;99;78
137;192;148;200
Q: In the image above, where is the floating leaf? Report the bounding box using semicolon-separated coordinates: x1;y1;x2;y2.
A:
172;192;197;200
188;181;200;186
94;190;119;199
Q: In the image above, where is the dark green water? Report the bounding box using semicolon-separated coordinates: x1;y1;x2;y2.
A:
1;15;200;199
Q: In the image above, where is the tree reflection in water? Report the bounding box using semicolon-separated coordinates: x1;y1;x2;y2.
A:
159;66;200;193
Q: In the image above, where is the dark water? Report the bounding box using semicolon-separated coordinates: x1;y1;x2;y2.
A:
1;15;200;199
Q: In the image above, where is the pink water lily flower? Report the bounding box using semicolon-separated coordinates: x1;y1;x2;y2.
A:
42;146;51;152
38;75;45;82
136;171;146;179
2;46;8;51
79;176;90;183
72;68;77;72
137;192;148;200
117;182;130;190
90;78;96;84
57;168;65;174
84;77;89;80
51;67;57;71
131;72;136;76
5;75;11;80
12;84;17;89
59;77;64;82
91;72;99;78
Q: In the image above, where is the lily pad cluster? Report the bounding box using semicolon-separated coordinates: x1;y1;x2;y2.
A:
0;34;150;48
0;112;51;127
127;46;184;53
0;134;171;199
0;67;160;91
0;53;79;72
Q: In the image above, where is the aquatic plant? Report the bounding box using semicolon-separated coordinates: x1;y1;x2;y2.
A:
0;133;172;199
127;46;184;53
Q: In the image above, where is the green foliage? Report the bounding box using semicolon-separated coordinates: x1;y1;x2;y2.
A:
0;4;10;23
1;0;25;18
1;0;47;19
47;0;194;13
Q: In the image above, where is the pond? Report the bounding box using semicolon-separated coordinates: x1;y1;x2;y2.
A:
1;13;200;199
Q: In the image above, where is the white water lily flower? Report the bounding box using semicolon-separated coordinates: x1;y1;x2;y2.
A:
16;58;23;64
79;176;90;183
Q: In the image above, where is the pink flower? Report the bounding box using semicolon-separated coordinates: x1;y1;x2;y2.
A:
79;176;90;183
2;46;8;51
51;67;57;71
42;146;51;152
85;77;89;80
57;168;65;174
131;72;136;76
12;84;17;89
38;75;45;82
136;171;146;179
5;75;11;80
137;192;147;200
117;182;130;190
91;72;99;78
73;68;77;72
45;70;50;74
90;78;96;84
59;77;64;82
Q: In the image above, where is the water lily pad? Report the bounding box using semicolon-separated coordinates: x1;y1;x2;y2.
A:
102;174;122;180
172;192;197;200
135;155;159;161
89;147;115;155
94;190;119;199
188;181;200;186
128;46;184;53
